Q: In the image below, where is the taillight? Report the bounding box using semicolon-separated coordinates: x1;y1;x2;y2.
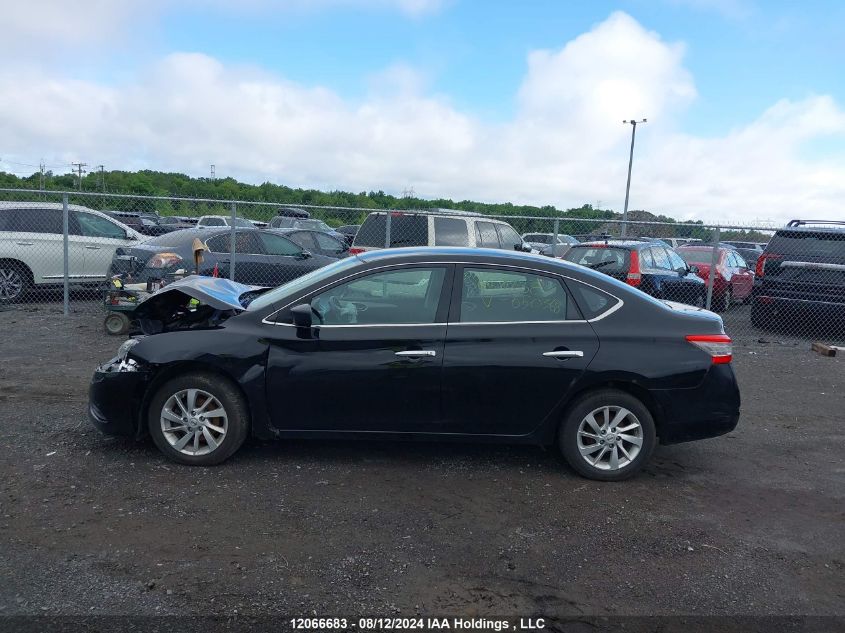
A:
755;253;781;277
349;247;365;255
686;334;732;364
147;252;182;269
626;250;641;287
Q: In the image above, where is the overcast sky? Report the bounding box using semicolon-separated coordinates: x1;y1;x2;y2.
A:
1;0;843;224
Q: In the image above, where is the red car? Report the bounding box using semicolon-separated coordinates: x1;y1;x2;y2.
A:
677;245;754;311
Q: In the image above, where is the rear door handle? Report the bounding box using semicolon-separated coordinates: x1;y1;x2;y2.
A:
395;350;436;358
543;350;584;358
15;242;34;246
84;245;101;250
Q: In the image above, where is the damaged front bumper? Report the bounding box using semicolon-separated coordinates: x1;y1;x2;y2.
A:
88;356;153;438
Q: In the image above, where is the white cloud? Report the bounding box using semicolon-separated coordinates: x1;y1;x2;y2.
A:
1;11;843;225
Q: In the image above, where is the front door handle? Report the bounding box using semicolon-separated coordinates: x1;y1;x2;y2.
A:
543;350;584;358
84;245;101;250
15;242;34;246
395;350;436;358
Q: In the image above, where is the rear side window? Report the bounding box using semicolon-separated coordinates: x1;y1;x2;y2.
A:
206;232;262;254
433;217;469;246
7;208;63;234
566;279;622;320
354;214;428;248
767;230;845;259
460;268;579;322
475;222;500;248
563;246;629;274
202;217;225;227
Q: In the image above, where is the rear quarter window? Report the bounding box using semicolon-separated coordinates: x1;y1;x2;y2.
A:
433;217;469;246
354;214;428;247
565;279;622;320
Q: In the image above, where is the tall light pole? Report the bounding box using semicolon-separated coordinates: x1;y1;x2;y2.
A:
621;118;646;238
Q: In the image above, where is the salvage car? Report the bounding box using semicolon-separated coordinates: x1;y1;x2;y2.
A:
89;247;740;481
109;227;335;287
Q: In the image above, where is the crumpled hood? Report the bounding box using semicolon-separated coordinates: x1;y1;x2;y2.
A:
134;275;268;318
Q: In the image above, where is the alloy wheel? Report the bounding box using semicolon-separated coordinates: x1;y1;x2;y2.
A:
0;267;24;301
160;388;228;456
576;405;643;471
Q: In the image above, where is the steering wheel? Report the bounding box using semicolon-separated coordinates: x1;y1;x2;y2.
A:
329;295;357;324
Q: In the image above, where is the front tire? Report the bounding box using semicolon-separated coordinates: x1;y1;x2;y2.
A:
148;372;249;466
558;389;657;481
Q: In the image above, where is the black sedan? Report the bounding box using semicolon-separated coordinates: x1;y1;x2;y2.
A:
109;227;335;287
89;247;740;481
562;240;706;306
270;228;350;259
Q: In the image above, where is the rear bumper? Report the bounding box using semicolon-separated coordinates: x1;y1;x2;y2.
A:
754;294;845;317
653;364;741;444
88;358;153;438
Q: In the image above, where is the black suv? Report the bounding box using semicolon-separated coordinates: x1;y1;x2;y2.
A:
751;220;845;330
562;240;705;306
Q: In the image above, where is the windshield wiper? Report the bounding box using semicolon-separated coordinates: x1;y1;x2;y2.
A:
587;261;616;270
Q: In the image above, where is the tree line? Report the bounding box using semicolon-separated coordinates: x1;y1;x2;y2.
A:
0;168;770;242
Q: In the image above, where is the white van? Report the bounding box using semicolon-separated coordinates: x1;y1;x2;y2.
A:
0;202;143;301
350;210;531;254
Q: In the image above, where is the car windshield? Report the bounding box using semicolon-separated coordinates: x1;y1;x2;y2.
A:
294;219;331;231
562;246;629;273
678;249;717;265
230;217;254;227
247;256;361;312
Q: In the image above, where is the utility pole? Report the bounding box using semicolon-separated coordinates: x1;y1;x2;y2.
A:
210;164;216;182
39;161;46;191
621;119;647;238
96;165;105;192
72;162;87;191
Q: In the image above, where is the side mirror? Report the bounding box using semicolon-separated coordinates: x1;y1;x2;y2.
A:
688;265;700;275
296;249;312;260
290;304;313;329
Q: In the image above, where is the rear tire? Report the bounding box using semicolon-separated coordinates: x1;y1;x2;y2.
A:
558;389;657;481
0;260;32;303
148;372;249;466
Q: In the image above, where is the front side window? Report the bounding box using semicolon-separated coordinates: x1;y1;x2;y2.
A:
75;212;127;239
354;214;428;248
310;267;446;326
202;217;225;227
475;222;500;248
650;247;672;270
666;249;687;272
459;268;577;322
495;224;523;251
314;232;346;252
434;217;469;246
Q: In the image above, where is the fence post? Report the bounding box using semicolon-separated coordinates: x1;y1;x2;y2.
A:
384;211;392;249
62;193;70;316
705;226;720;311
229;202;237;281
553;218;560;255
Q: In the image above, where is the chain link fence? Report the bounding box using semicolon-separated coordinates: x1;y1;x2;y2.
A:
1;188;842;345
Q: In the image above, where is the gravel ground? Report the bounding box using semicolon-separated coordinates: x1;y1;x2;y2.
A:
0;303;843;622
